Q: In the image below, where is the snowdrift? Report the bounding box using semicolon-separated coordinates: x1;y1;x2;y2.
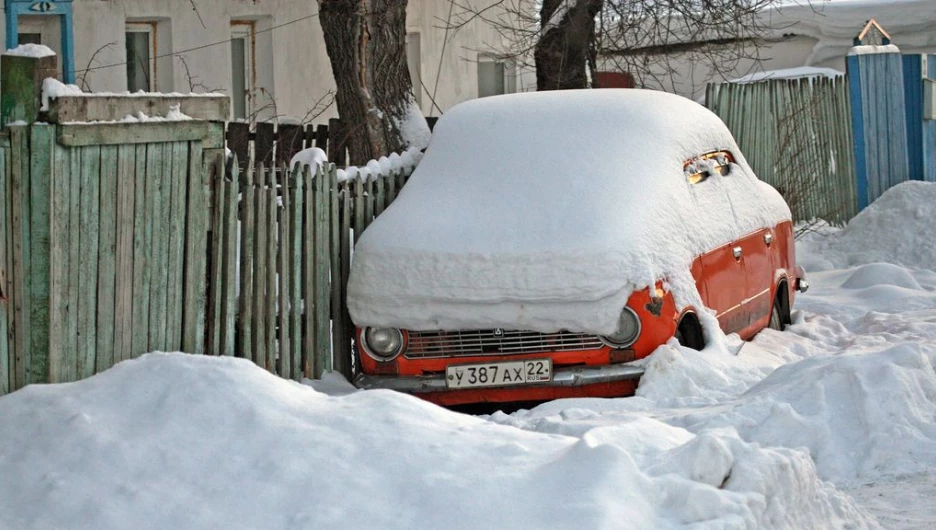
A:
348;89;790;334
801;181;936;270
0;353;872;530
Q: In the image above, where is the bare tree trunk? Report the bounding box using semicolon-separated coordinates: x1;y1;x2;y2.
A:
318;0;428;165
535;0;604;91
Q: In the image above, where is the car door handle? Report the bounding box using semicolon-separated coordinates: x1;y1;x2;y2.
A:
733;246;743;259
764;233;773;246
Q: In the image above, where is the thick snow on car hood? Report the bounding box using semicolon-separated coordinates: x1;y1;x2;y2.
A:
348;89;790;334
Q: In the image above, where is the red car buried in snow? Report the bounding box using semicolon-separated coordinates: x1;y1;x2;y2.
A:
346;89;807;406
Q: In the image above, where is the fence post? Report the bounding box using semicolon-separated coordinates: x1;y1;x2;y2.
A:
1;51;57;127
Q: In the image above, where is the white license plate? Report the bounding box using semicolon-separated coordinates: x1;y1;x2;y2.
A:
445;359;552;389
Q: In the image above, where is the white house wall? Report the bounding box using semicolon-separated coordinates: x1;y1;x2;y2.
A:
4;0;524;121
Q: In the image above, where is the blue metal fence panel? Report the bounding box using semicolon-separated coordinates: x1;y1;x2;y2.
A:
925;55;936;183
849;51;911;209
903;54;924;181
847;55;870;210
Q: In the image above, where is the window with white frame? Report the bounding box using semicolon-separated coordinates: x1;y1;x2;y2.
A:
477;55;515;98
126;22;157;92
230;22;255;120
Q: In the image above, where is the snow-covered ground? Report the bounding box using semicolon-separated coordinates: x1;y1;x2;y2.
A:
2;181;936;529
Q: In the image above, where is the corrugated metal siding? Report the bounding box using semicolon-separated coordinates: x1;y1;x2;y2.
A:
706;76;857;224
854;52;911;206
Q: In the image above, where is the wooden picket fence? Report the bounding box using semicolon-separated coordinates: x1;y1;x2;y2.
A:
0;122;220;393
0;117;415;395
204;155;413;381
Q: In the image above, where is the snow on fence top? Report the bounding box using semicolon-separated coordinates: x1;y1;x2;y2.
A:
348;89;791;334
4;43;55;58
289;146;424;183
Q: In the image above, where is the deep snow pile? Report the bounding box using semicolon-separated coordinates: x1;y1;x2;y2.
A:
799;181;936;270
348;89;790;335
0;353;872;530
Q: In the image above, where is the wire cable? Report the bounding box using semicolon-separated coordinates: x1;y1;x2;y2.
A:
75;12;320;74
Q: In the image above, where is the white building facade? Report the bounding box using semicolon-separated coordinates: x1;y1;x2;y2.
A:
3;0;528;121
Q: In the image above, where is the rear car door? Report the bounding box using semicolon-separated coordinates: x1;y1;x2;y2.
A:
685;151;747;334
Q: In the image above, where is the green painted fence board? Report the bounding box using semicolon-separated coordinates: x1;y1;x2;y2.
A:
329;168;346;378
95;144;118;373
28;125;54;384
114;144;136;364
181;145;211;355
220;169;238;357
289;166;303;380
265;170;276;372
76;144;100;379
252;164;268;368
302;166;314;377
166;142;188;351
150;143;172;352
127;144;149;357
207;154;225;355
237;159;255;359
66;146;81;374
339;184;352;378
9;126;28;389
0;144;9;393
278;166;290;378
49;141;72;382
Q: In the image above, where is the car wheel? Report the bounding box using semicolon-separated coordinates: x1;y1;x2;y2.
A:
768;286;791;331
675;313;704;350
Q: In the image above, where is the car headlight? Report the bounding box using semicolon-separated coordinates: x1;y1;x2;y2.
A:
599;307;641;348
361;327;404;361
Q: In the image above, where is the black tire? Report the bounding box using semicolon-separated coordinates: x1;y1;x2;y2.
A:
769;284;791;331
675;313;705;350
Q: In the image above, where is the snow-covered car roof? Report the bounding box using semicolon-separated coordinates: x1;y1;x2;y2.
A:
348;89;790;334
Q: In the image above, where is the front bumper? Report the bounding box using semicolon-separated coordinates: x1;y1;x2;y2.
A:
354;363;645;394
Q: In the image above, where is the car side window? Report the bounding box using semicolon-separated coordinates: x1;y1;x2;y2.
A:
684;150;734;184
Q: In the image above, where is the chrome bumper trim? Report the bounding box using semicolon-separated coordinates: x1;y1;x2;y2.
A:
353;363;645;393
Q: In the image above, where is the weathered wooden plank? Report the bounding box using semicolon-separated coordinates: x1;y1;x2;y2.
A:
9;126;29;390
165;142;187;351
339;183;353;378
130;140;152;357
207;152;226;355
353;178;364;245
47;95;230;124
278;165;291;378
252;164;268;368
76;144;101;379
181;145;212;354
57;121;225;149
302;165;315;377
113;144;136;364
28;125;54;384
329;167;347;378
49;141;70;382
237;158;255;359
220;167;238;356
265;169;277;372
65;145;81;375
315;165;331;376
0;144;10;392
289;165;303;380
373;174;385;217
149;143;172;352
94;144;118;373
363;179;374;232
386;171;398;205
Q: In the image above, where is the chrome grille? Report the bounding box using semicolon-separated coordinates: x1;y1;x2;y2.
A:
403;329;605;359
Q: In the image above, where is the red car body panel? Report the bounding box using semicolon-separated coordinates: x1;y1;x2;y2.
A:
355;220;798;406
